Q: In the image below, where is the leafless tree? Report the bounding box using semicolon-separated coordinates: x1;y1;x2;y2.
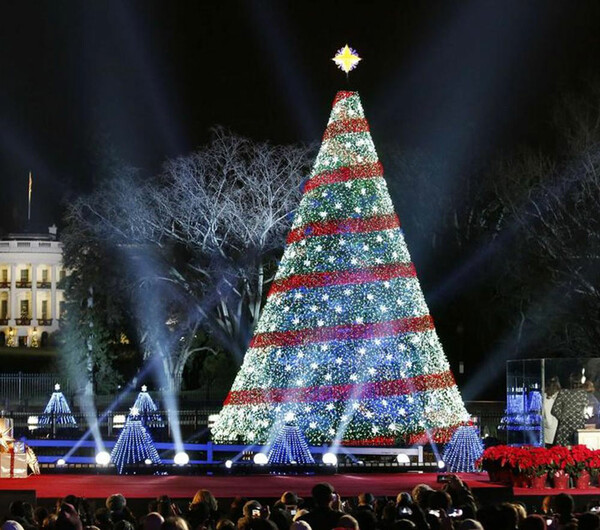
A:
65;130;313;390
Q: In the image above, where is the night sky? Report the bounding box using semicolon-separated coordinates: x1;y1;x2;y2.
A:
1;1;599;233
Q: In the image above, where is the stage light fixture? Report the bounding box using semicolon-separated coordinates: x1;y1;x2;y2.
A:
437;460;446;469
56;458;66;466
253;453;268;465
113;414;126;428
174;451;189;466
27;416;38;432
95;451;111;466
225;459;233;469
323;452;338;466
396;453;410;464
144;458;152;465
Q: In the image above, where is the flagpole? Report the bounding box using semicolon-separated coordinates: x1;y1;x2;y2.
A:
28;171;32;222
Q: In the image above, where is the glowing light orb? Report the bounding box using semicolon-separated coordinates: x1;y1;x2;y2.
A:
322;452;338;466
437;460;446;469
144;458;152;465
95;451;111;466
56;458;66;466
396;453;410;464
253;453;268;465
225;459;233;469
54;383;61;391
174;451;189;466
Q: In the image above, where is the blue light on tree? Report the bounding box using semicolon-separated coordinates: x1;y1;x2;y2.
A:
133;385;164;428
442;425;483;472
110;407;161;474
268;415;315;465
39;384;77;427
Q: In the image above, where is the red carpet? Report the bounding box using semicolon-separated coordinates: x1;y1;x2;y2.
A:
0;473;497;500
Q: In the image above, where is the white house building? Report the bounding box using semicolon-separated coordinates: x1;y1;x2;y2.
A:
0;228;65;347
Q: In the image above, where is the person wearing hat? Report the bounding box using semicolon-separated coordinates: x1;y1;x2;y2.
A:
298;483;343;530
351;493;376;530
271;492;302;530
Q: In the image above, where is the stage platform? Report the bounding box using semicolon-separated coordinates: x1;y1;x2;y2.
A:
0;472;500;500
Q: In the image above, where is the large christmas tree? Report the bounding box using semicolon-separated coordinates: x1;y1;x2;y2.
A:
212;89;469;445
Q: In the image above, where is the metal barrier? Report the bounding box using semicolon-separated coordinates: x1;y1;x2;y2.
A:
0;372;70;407
7;408;222;440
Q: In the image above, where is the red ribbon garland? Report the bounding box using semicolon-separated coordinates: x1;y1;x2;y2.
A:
269;262;417;295
224;370;456;406
287;213;400;244
9;447;14;478
304;162;384;193
250;314;434;349
323;118;370;141
333;91;355;106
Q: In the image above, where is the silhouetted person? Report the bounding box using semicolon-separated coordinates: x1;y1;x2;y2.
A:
352;493;377;530
298;483;343;530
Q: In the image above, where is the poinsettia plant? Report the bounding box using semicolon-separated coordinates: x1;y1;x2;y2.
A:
566;445;593;477
479;445;600;478
526;447;553;477
548;445;575;473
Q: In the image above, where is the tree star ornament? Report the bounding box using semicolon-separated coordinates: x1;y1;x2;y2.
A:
332;45;361;74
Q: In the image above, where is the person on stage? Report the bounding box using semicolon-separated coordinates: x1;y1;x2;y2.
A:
543;377;561;446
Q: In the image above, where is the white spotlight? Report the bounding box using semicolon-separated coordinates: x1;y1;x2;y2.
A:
225;459;233;469
56;458;66;467
323;452;338;466
437;460;446;469
253;453;268;465
95;451;111;466
174;451;189;466
144;459;152;465
396;453;410;464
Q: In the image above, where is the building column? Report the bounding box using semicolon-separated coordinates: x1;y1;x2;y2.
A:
9;264;16;325
31;264;37;326
51;265;57;322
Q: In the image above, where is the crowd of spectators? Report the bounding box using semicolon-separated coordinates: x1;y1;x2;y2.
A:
1;475;599;530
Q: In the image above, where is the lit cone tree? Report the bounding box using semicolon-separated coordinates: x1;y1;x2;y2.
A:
39;384;77;427
268;415;315;465
111;407;161;474
212;88;469;446
132;385;164;428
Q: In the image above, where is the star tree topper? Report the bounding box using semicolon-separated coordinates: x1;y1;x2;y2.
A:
332;44;361;74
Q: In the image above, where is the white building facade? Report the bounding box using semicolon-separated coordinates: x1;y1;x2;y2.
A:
0;233;65;347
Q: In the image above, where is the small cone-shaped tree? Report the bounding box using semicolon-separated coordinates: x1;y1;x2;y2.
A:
132;386;164;428
442;425;483;472
212;91;469;445
111;407;161;474
39;384;77;427
268;417;315;465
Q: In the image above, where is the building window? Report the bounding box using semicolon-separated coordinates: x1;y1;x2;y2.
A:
20;269;29;283
59;269;66;281
1;269;7;283
41;300;48;320
0;300;7;319
20;300;29;318
41;269;48;282
59;301;65;318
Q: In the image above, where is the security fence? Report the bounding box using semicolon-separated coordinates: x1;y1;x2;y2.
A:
0;372;71;408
